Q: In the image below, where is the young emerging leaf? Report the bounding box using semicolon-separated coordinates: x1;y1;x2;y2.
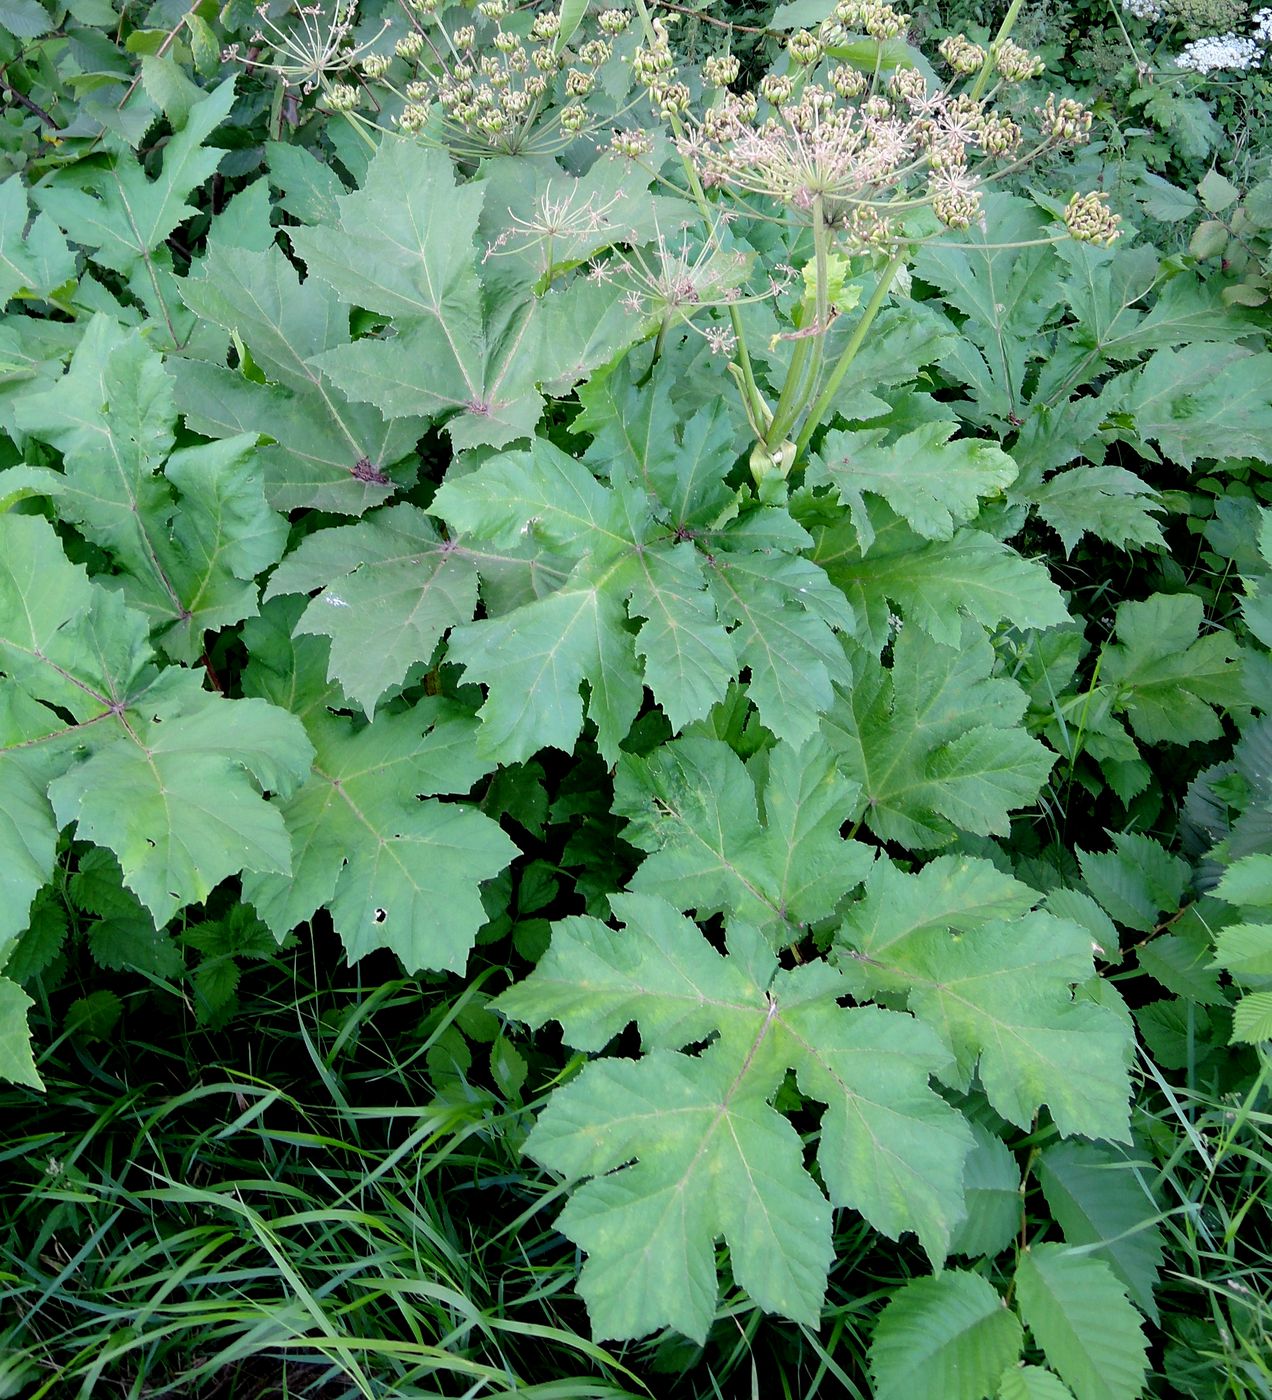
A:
496;894;973;1342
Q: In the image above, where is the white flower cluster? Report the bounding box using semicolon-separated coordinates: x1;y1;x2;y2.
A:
1122;0;1165;19
1255;6;1272;40
1175;30;1263;70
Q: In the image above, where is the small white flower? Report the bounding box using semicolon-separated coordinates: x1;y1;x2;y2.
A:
1175;32;1262;73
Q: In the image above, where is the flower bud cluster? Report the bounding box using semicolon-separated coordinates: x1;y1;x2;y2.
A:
703;53;740;87
1063;191;1121;245
1037;95;1092;143
939;33;987;74
359;3;620;156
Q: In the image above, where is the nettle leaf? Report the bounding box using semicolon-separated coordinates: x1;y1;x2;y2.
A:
0;513;313;940
869;1271;1023;1400
496;893;973;1343
1103;343;1272;469
836;855;1133;1141
243;701;516;973
293;139;635;450
811;420;1017;550
1212;856;1272;1044
823;620;1056;848
1014;1245;1149;1400
1100;593;1240;745
264;504;478;717
811;506;1068;652
434;435;853;761
174;233;422;514
13;316;287;660
614;736;873;945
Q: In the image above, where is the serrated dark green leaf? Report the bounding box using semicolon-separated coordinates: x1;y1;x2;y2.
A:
1037;1141;1164;1319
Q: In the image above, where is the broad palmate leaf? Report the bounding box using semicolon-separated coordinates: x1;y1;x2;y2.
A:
173;233;426;514
810;419;1018;550
263;504;479;717
292;138;636;450
614;736;874;946
434;435;854;761
496;893;973;1342
13;316;287;660
810;505;1068;652
0;515;313;1082
823;619;1057;848
836;855;1134;1141
241;678;517;973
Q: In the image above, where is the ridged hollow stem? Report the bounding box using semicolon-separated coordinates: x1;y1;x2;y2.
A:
630;0;768;432
970;0;1026;101
793;250;905;460
763;196;831;452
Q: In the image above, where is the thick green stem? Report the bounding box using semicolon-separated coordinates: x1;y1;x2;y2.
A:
793;252;906;460
971;0;1026;101
763;200;831;452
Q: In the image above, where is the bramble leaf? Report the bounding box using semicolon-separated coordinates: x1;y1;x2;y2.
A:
1014;1245;1149;1400
1037;1140;1165;1319
870;1271;1022;1400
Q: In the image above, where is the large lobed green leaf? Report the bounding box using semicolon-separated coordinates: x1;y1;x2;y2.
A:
496;893;973;1342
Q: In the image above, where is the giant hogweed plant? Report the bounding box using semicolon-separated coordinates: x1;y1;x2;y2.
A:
1;0;1271;1391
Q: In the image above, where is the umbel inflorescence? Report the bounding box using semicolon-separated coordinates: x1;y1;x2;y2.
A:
233;0;1120;465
